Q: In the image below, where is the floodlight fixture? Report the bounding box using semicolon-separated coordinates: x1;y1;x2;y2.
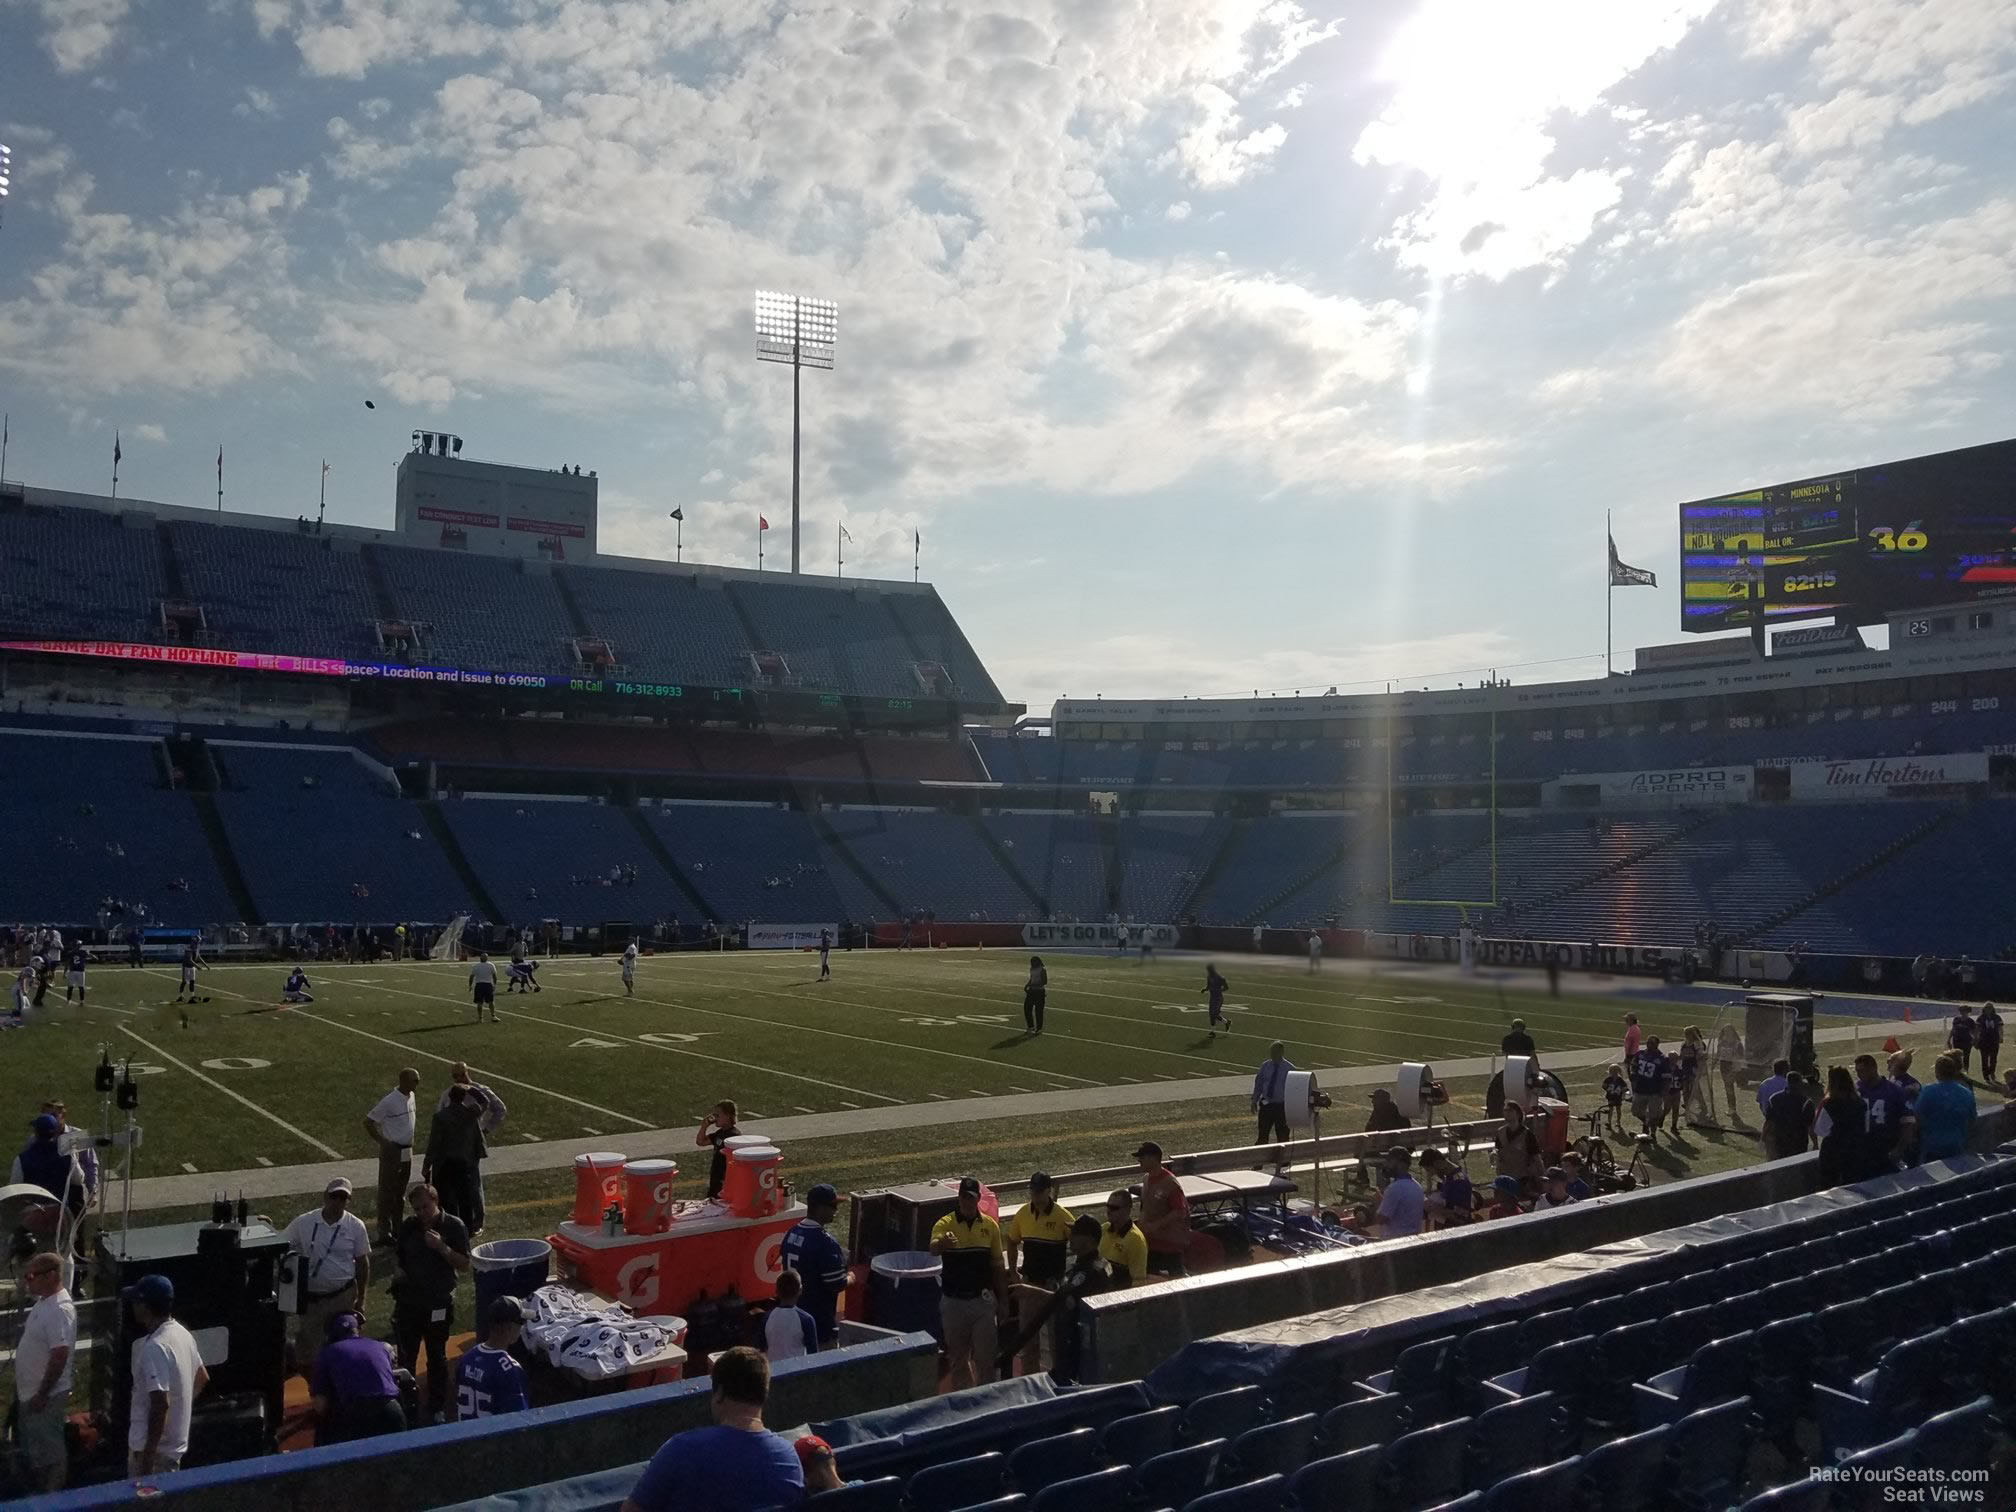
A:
754;289;838;574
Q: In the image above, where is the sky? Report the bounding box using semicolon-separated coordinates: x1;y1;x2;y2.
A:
2;0;2014;713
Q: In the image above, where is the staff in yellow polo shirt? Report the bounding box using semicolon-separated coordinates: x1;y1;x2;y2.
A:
930;1177;1007;1391
1099;1189;1149;1287
1004;1172;1075;1375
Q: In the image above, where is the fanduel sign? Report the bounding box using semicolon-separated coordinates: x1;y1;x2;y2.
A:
1788;754;1989;799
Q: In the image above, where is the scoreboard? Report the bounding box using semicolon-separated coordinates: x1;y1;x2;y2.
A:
1680;438;2016;633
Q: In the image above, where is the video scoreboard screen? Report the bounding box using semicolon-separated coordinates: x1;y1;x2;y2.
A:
1680;438;2016;633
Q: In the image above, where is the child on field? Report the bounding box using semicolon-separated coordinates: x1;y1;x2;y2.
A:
1602;1064;1628;1132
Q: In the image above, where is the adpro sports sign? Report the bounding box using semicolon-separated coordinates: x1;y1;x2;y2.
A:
1542;767;1750;807
745;923;835;950
1022;922;1178;948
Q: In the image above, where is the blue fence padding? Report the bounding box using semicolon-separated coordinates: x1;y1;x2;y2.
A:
1139;1154;2013;1404
431;1463;646;1512
828;1380;1151;1481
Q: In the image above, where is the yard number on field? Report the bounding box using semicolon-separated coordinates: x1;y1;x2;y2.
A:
199;1057;273;1072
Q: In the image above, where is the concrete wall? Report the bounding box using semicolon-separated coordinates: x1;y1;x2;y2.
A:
37;1332;938;1512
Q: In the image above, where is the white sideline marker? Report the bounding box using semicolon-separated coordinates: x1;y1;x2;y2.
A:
181;1163;198;1173
255;1156;273;1167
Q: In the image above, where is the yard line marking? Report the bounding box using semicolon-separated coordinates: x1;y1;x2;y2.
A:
1010;1085;1030;1093
840;1101;860;1109
140;970;656;1130
1155;1073;1176;1081
87;1002;139;1016
1048;1084;1068;1090
367;972;905;1106
255;1156;273;1167
1120;1076;1144;1083
795;1106;816;1114
119;1025;345;1159
181;1162;198;1173
928;1093;950;1100
969;1088;991;1096
582;1127;601;1136
519;1132;543;1141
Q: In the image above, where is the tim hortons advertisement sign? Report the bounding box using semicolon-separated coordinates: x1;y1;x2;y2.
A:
1787;754;1988;799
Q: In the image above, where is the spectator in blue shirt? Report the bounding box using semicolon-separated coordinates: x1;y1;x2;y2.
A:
1252;1042;1295;1145
779;1184;848;1346
1371;1148;1425;1238
1915;1054;1978;1163
622;1347;801;1512
455;1296;531;1421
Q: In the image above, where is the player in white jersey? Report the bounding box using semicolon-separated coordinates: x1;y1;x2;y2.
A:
507;957;540;993
1307;931;1323;973
10;960;34;1020
469;953;499;1022
621;942;638;996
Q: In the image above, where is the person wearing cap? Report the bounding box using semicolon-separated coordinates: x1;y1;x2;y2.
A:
930;1177;1008;1390
364;1069;421;1247
1004;1173;1074;1374
1370;1148;1425;1238
1134;1141;1191;1278
796;1435;850;1494
1252;1043;1296;1145
780;1183;848;1346
309;1310;405;1445
1536;1166;1578;1210
1484;1175;1524;1220
1098;1189;1150;1287
1500;1019;1537;1061
622;1345;801;1512
124;1273;208;1477
390;1181;471;1424
436;1062;508;1233
455;1295;531;1421
13;1251;76;1489
11;1112;86;1218
283;1179;373;1376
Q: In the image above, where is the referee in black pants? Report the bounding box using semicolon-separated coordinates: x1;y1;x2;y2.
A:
1252;1041;1295;1144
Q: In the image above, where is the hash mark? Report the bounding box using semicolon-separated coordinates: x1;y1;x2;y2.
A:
582;1127;601;1136
181;1162;198;1173
254;1156;273;1167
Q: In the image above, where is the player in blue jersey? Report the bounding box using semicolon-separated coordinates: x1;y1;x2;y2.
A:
175;943;199;1001
283;968;315;1004
455;1297;531;1421
818;930;832;981
779;1184;848;1347
64;943;90;1004
1202;964;1230;1035
506;952;541;993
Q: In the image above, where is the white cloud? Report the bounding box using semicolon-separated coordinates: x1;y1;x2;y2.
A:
1165;200;1193;222
234;87;279;120
21;0;131;72
1172;84;1289;188
133;422;166;442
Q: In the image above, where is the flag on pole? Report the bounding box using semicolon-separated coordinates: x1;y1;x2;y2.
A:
217;445;224;479
839;525;852;543
322;460;331;477
669;507;684;522
1608;535;1656;588
113;433;122;466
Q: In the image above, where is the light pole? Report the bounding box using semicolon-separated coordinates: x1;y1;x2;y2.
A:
669;507;684;563
0;142;11;232
754;289;836;575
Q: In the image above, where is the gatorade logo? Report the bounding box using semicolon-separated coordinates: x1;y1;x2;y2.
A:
752;1232;786;1287
652;1180;672;1206
617;1253;661;1310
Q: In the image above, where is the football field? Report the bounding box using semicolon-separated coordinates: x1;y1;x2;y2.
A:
5;948;1893;1182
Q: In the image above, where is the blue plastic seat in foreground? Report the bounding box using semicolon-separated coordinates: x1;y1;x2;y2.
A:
1421;1496;1482;1512
1662;1396;1756;1512
1479;1335;1591;1410
1029;1465;1132;1512
1008;1428;1102;1495
945;1499;1027;1512
1179;1387;1268;1445
1137;1439;1228;1507
1630;1331;1755;1430
1100;1406;1182;1465
805;1476;903;1510
1480;1456;1581;1512
1355;1336;1456;1414
908;1453;1009;1512
1287;1446;1382;1510
1381;1417;1472;1512
1227;1413;1318;1481
1516;1308;1579;1354
1318;1392;1406;1455
1573;1423;1666;1512
1833;1431;1919;1512
1450;1321;1525;1402
1734;1477;1835;1512
1910;1395;1997;1480
1465;1392;1558;1488
1812;1331;1947;1461
831;1382;1149;1482
1180;1473;1286;1512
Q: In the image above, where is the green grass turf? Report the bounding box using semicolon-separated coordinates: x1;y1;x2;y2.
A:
5;949;1913;1182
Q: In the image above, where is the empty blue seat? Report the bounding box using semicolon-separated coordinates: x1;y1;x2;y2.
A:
1318;1392;1406;1454
1180;1387;1268;1445
1911;1395;1996;1479
1030;1465;1132;1512
1516;1309;1579;1354
1228;1413;1318;1480
1574;1423;1666;1512
1631;1331;1755;1429
1179;1473;1286;1512
1833;1430;1919;1512
806;1476;903;1510
1137;1440;1226;1506
1356;1336;1456;1420
1100;1406;1182;1465
1288;1446;1382;1510
1734;1478;1834;1512
1451;1321;1525;1401
1813;1331;1948;1460
1380;1417;1471;1511
1940;1304;2016;1403
909;1453;1010;1512
1465;1392;1558;1489
1421;1496;1481;1512
1662;1396;1755;1512
1480;1456;1581;1512
945;1499;1026;1512
1479;1335;1591;1412
1009;1428;1102;1495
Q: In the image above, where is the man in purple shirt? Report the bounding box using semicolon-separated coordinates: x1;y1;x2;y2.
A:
1854;1054;1912;1176
309;1311;406;1445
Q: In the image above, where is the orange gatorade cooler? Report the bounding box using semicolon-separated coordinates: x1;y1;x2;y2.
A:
572;1151;628;1226
724;1145;783;1218
623;1160;679;1236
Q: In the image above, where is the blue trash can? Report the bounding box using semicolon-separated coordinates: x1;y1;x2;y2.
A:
471;1238;552;1319
869;1250;942;1342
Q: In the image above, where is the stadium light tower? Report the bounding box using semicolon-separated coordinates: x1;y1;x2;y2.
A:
754;289;836;575
0;143;12;231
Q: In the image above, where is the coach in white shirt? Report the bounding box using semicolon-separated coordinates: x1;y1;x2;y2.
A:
364;1069;420;1247
126;1273;208;1478
284;1178;373;1373
14;1252;77;1490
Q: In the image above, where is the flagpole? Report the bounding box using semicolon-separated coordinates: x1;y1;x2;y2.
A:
318;460;327;530
217;446;223;513
758;519;764;572
836;522;843;578
111;433;120;502
913;530;919;584
1;413;8;487
1606;509;1613;678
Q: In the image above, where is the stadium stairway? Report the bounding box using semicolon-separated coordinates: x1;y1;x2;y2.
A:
419;798;505;922
1740;805;1956;949
620;805;722;923
1232;821;1362;928
969;812;1052;917
1511;808;1721;921
188;790;264;926
809;809;906;919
